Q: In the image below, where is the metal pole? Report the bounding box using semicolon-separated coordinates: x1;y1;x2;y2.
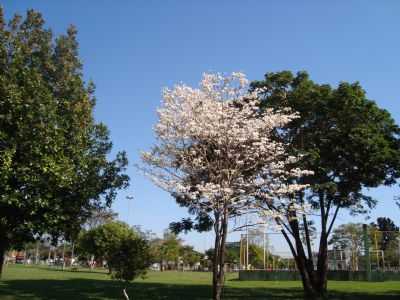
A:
374;231;379;270
239;236;243;269
263;231;266;270
266;234;269;270
363;224;371;281
246;229;249;270
246;215;249;270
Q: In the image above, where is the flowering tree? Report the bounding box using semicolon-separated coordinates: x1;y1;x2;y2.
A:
141;72;309;300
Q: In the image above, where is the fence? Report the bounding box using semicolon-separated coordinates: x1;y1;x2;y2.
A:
238;225;400;277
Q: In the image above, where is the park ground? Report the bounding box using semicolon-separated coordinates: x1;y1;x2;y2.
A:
0;265;400;300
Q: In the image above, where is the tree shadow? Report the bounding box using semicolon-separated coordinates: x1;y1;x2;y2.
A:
0;277;399;300
34;266;107;275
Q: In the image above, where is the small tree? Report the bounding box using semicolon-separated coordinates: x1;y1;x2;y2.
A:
141;72;309;300
179;245;201;269
77;221;136;272
108;236;151;281
149;230;182;271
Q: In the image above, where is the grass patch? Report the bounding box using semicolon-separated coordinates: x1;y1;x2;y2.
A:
0;264;400;299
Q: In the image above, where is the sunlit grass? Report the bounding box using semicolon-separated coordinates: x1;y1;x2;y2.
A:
0;264;399;299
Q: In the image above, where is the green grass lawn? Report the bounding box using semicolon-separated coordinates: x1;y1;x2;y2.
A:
1;265;400;299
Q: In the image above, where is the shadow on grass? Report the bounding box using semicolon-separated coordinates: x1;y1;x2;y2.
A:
31;266;108;275
1;278;400;300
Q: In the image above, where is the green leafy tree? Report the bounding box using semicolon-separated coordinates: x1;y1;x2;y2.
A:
84;207;118;230
206;242;266;269
108;236;151;282
150;231;181;271
251;71;400;298
224;242;240;265
179;245;201;268
0;9;129;277
77;221;136;272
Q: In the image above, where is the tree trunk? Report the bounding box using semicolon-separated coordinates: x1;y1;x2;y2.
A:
291;236;329;299
212;209;228;300
0;237;8;280
296;259;317;298
71;242;75;267
290;232;320;299
284;206;327;299
35;241;39;265
61;242;66;270
315;231;328;297
0;250;5;279
277;193;335;299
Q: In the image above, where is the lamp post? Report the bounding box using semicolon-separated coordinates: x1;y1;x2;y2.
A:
126;195;134;221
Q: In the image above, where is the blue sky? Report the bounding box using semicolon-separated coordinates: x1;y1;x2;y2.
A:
3;1;400;251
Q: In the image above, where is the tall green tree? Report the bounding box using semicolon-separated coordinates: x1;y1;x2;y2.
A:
251;71;400;298
0;9;129;277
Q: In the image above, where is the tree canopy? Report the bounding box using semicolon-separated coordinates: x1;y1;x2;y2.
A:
0;8;129;276
141;72;309;300
250;70;400;297
78;221;151;281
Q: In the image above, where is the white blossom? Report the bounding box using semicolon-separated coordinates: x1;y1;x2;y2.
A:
140;72;312;221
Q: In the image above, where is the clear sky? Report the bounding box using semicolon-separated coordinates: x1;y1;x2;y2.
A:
3;1;400;252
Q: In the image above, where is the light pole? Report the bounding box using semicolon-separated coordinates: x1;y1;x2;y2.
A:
126;195;134;221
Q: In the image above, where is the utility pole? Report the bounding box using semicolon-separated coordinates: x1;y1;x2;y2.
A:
245;214;249;270
126;195;134;222
374;231;379;270
263;227;266;270
363;224;371;281
266;235;269;270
